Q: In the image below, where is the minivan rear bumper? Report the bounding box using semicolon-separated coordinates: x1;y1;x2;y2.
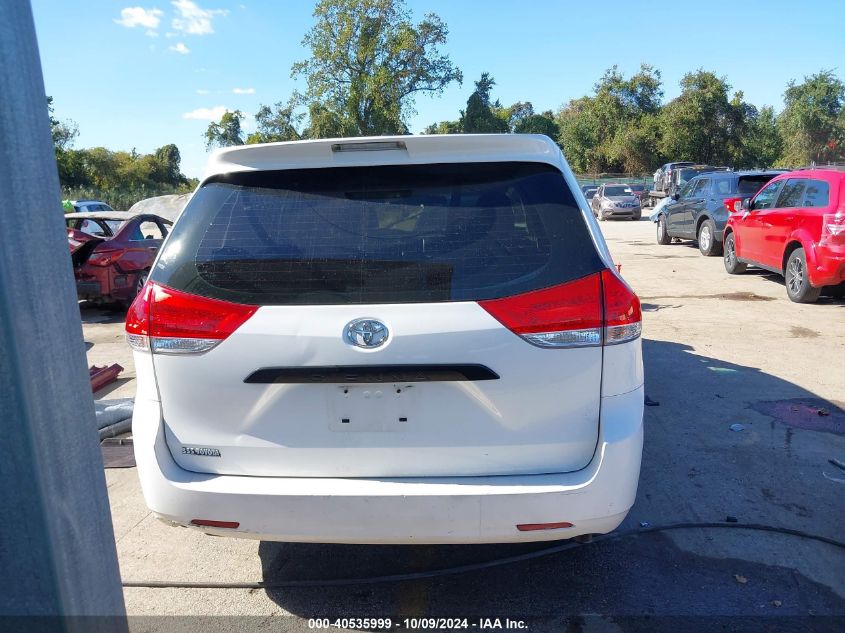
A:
133;386;643;544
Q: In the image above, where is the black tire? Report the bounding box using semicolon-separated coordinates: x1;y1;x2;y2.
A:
132;270;149;301
723;232;746;274
697;219;722;256
656;216;671;245
785;248;821;303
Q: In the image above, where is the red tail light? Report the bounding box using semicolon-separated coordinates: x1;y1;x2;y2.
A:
724;197;744;213
821;212;845;244
479;269;641;348
126;283;257;354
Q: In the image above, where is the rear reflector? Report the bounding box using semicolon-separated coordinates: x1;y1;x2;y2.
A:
126;283;257;354
479;269;641;348
190;519;239;529
516;521;574;532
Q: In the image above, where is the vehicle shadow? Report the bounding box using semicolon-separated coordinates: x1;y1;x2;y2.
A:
256;339;845;625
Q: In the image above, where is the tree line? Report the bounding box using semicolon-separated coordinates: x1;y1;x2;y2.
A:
49;97;196;208
204;0;845;175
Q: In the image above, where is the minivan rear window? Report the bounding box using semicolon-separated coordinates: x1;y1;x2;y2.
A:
152;162;604;305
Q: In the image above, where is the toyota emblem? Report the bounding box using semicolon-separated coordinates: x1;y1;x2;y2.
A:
344;318;389;349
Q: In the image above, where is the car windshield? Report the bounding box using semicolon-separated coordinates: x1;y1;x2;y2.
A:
604;186;632;196
628;185;645;192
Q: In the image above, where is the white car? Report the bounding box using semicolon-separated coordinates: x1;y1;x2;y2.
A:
127;134;644;544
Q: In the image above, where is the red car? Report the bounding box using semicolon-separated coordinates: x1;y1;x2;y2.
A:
67;211;172;306
723;168;845;303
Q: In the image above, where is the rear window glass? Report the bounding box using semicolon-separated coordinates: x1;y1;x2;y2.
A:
738;176;776;196
152;162;604;305
802;179;829;207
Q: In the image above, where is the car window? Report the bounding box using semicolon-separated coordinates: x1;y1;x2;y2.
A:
713;179;732;195
77;219;109;237
691;179;709;196
604;186;632;196
802;179;830;207
678;181;695;199
775;179;806;208
135;220;165;240
751;180;784;210
152;162;605;305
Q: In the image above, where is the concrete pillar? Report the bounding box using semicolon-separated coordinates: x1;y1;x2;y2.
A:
0;1;127;629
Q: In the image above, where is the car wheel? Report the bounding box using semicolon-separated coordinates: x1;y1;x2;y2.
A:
134;270;148;297
697;219;722;256
723;233;746;274
656;216;671;245
785;248;821;303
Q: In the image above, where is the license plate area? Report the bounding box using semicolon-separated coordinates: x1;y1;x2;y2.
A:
329;385;417;432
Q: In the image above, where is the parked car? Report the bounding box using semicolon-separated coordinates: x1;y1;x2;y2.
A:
590;183;642;220
69;199;116;213
723;168;845;303
126;134;644;544
67;211;172;306
627;183;647;204
654;170;783;255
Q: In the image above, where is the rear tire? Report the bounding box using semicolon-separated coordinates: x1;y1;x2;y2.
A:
656;216;671;245
723;232;746;274
698;219;722;256
785;248;821;303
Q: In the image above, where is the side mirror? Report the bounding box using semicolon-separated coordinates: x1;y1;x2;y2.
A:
672;193;680;201
742;198;751;211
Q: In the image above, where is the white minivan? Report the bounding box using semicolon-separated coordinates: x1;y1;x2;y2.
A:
127;134;644;544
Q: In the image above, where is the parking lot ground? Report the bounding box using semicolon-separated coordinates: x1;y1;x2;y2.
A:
93;219;845;629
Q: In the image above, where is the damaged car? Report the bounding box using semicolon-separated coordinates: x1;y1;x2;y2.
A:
67;211;171;306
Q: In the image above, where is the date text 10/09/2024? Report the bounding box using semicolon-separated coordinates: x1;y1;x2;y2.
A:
308;618;529;630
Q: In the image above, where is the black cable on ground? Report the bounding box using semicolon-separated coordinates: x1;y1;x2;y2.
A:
121;521;845;589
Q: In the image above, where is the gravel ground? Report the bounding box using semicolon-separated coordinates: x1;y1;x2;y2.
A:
88;218;845;631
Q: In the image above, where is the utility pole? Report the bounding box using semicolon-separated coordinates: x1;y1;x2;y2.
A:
0;1;127;630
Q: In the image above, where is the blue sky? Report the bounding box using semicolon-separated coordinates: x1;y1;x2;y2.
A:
32;0;844;179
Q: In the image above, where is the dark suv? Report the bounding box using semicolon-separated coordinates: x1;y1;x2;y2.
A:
655;170;784;255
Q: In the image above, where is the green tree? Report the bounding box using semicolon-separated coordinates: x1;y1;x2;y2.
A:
246;101;305;144
291;0;461;137
658;70;748;166
152;144;185;186
514;112;559;138
777;70;845;165
204;110;245;149
556;64;663;173
47;96;79;151
423;119;460;134
557;96;601;172
459;73;509;133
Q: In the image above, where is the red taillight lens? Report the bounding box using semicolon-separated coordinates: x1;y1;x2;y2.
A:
125;283;257;354
822;212;845;244
87;250;121;266
601;269;642;344
479;273;603;347
724;197;743;213
479;269;641;348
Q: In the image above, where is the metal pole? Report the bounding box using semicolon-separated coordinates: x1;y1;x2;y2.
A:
0;1;127;629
